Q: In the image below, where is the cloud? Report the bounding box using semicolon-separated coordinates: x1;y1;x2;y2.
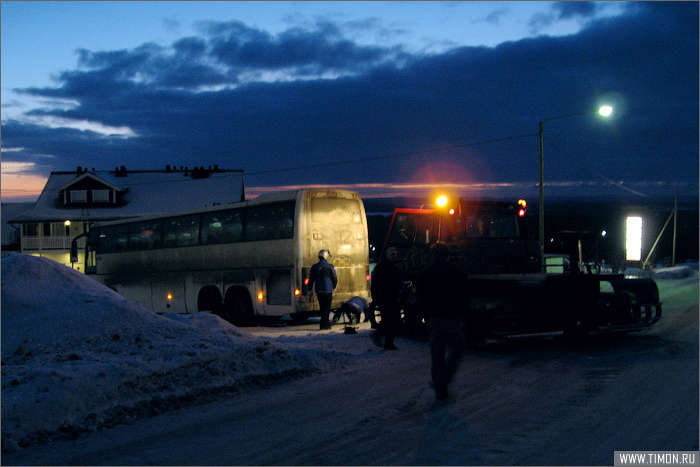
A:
528;0;615;33
472;7;512;26
552;1;598;20
1;2;697;201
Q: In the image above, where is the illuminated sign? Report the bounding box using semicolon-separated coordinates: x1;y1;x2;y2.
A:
626;216;643;261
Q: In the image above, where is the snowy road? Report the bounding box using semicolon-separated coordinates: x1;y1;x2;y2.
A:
3;276;698;466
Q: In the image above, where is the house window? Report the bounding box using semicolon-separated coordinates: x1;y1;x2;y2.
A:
92;189;110;203
23;223;40;237
70;190;88;203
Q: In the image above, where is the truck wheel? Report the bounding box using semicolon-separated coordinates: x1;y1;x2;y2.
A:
368;302;381;328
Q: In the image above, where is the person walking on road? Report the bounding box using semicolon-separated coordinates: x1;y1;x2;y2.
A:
370;246;403;350
309;249;338;330
415;242;469;400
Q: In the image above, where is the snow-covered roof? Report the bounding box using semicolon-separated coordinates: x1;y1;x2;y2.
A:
9;168;245;223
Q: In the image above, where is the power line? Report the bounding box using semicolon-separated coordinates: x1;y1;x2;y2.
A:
247;132;539;176
13;132;538;196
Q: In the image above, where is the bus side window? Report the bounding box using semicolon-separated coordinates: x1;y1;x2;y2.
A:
202;209;243;245
163;214;201;247
245;202;294;241
100;224;128;252
128;220;162;250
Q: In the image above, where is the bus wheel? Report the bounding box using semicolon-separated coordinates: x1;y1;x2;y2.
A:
225;289;254;327
198;286;223;315
290;312;310;322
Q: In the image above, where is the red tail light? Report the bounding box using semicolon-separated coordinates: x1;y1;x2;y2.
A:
302;268;310;294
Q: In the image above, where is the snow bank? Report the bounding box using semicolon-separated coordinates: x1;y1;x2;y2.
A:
651;265;696;280
624;265;698;280
1;254;351;452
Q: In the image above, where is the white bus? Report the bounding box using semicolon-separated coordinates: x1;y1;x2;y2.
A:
75;189;370;325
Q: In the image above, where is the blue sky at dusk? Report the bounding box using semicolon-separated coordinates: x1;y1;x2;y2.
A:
1;1;697;202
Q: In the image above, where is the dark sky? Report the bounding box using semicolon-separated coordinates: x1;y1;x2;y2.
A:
2;1;698;202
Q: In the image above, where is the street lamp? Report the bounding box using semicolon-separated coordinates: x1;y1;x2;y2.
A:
538;105;613;266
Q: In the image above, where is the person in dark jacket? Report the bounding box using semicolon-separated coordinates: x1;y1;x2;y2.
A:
370;246;403;350
308;249;338;330
415;242;469;400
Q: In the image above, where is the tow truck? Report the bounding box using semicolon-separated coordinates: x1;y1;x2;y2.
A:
377;195;662;342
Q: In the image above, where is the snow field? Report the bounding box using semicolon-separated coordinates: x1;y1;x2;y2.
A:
1;253;357;451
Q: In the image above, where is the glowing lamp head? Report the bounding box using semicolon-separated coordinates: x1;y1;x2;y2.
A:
167;293;173;301
436;195;449;208
599;105;613;117
257;291;264;302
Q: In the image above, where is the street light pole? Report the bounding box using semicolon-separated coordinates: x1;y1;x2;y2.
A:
538;106;613;269
538;120;545;262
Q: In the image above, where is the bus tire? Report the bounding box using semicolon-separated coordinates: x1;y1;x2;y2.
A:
198;286;223;315
225;289;254;327
290;312;310;322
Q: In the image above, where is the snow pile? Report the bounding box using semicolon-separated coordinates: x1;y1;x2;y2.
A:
624;265;698;280
652;265;697;280
1;254;352;452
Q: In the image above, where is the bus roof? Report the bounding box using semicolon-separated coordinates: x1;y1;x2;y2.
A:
88;189;362;228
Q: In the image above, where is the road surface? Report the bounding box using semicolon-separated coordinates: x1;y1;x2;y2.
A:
4;277;697;466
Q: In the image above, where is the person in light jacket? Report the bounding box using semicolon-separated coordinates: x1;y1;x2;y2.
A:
309;249;338;330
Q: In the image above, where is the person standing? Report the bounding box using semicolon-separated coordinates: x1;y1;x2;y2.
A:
370;246;403;350
309;249;337;330
415;242;469;400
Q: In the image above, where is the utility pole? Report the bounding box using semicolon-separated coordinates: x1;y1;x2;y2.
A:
672;194;678;267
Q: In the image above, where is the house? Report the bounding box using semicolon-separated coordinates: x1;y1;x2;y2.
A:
7;165;244;270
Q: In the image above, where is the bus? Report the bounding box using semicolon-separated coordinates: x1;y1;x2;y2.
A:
75;189;370;325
